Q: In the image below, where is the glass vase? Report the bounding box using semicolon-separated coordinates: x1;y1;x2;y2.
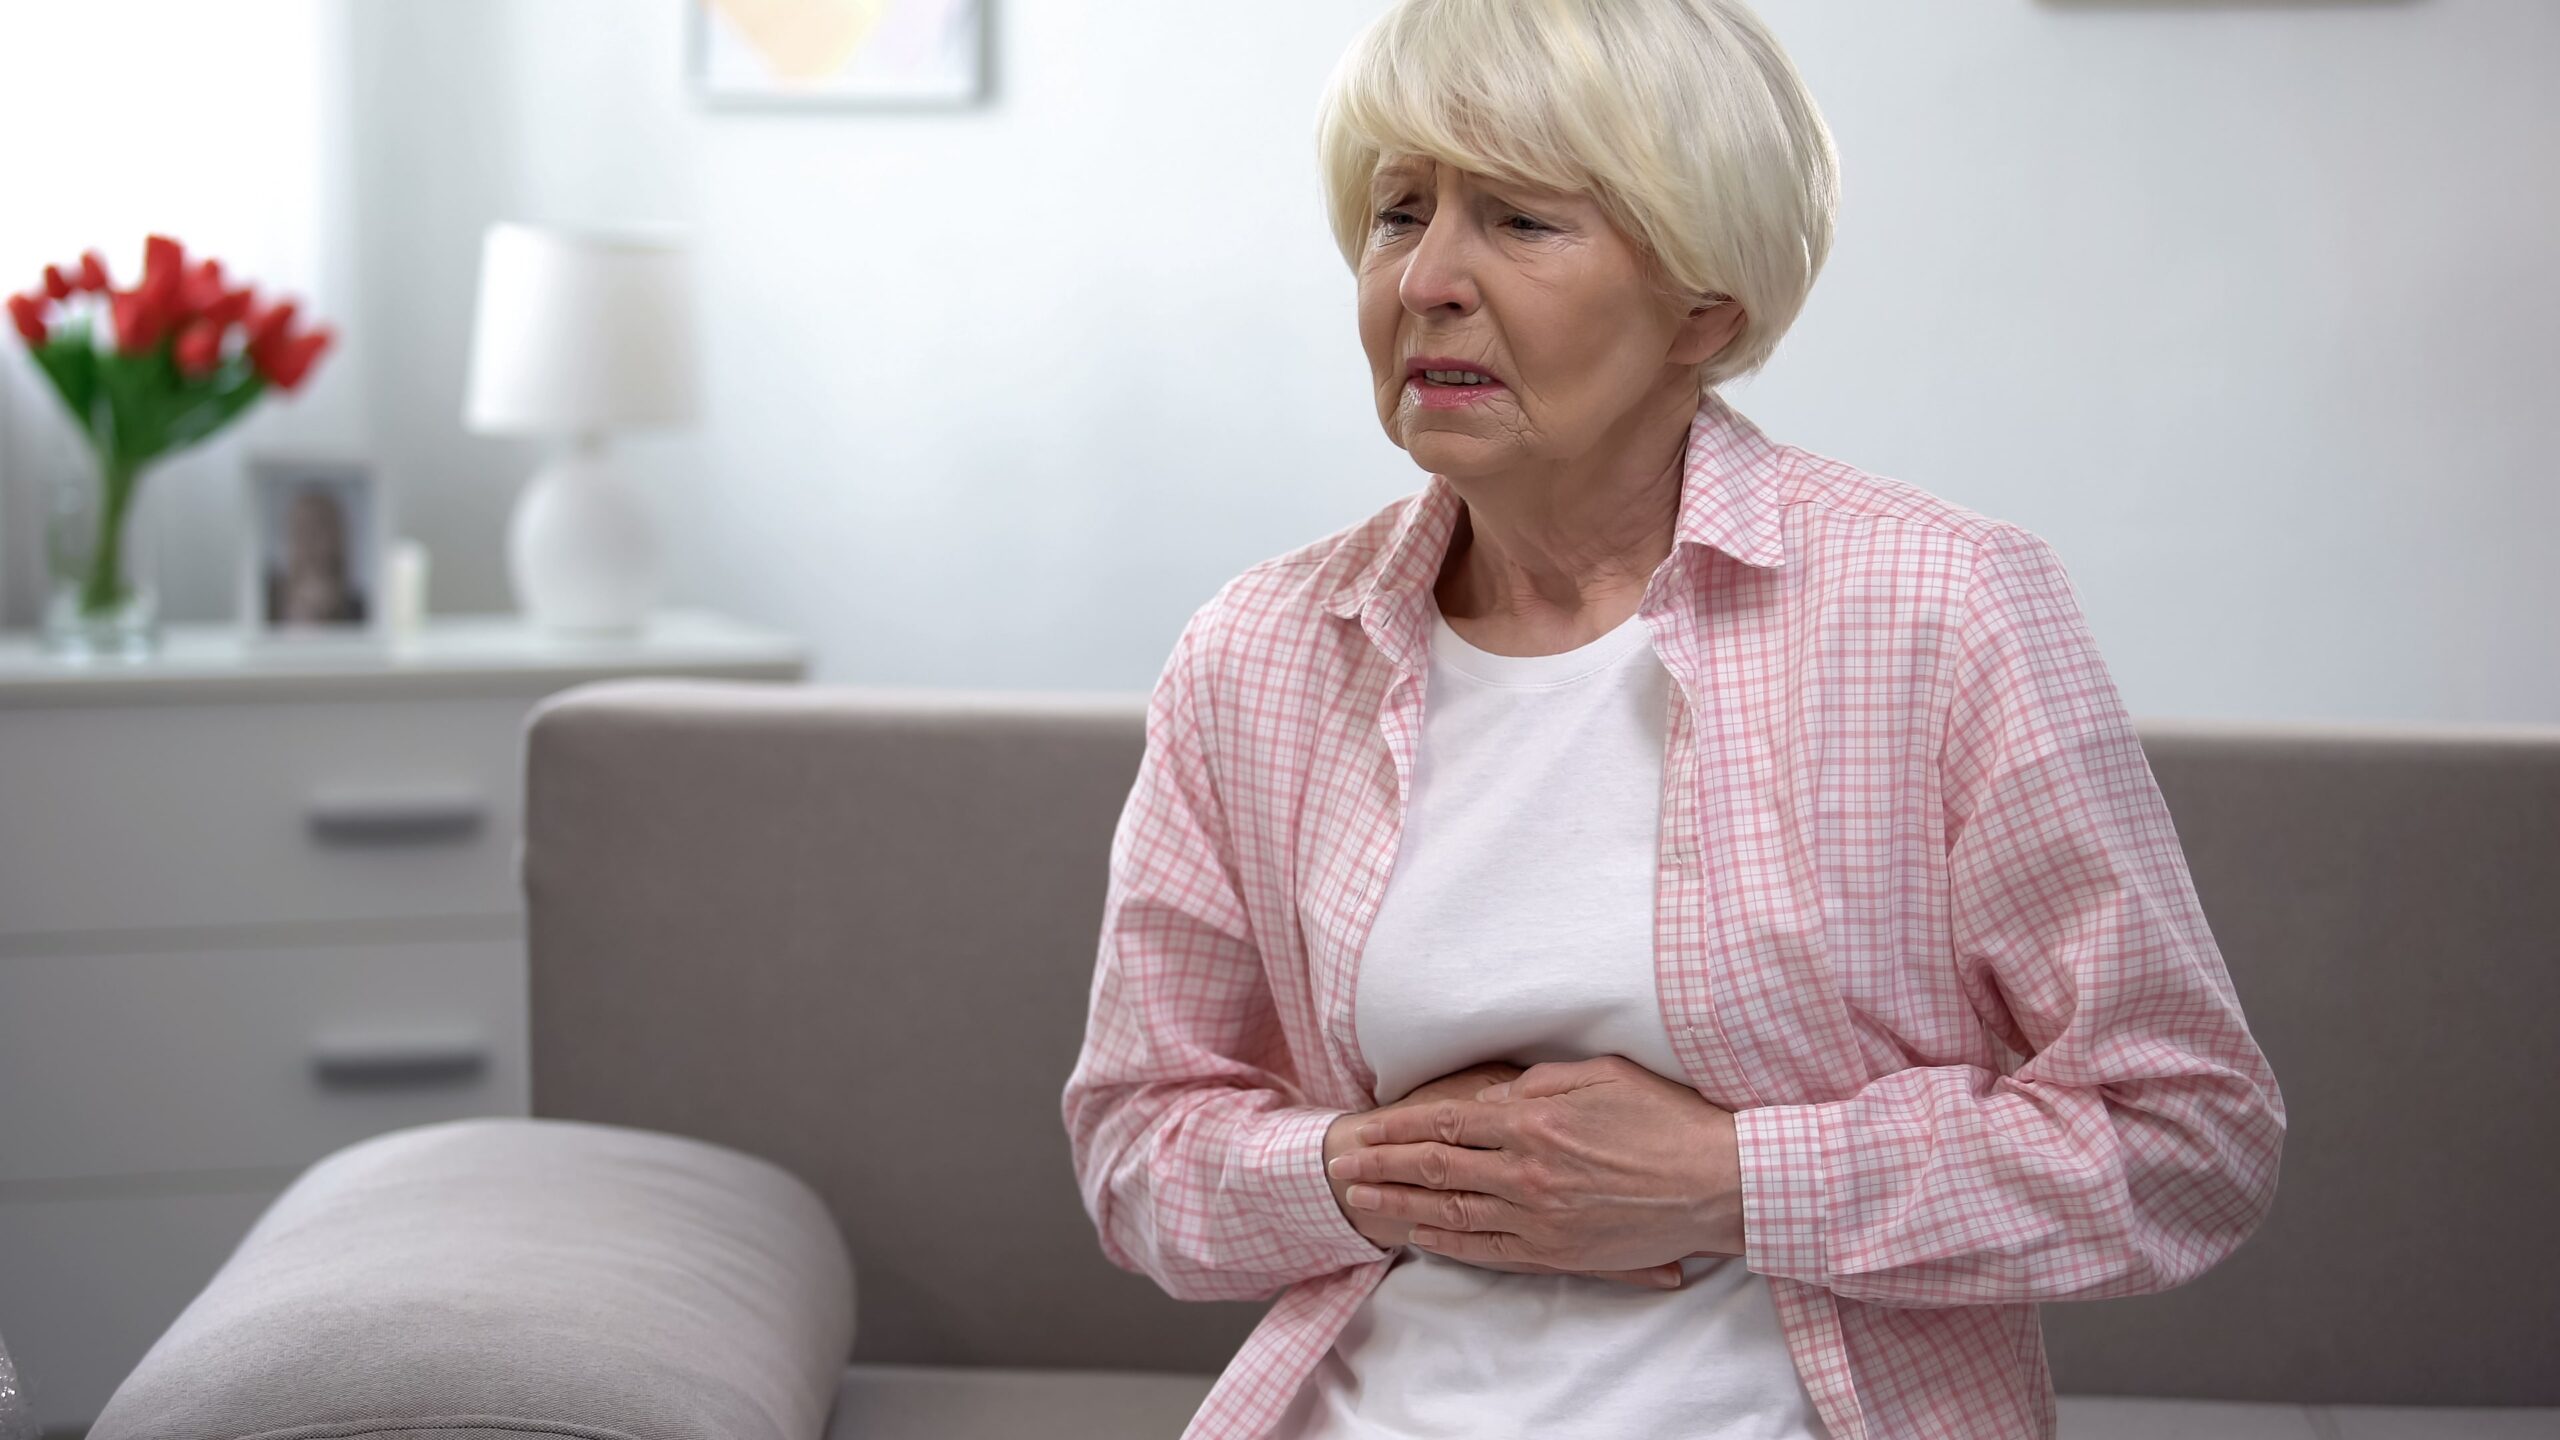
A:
0;1322;39;1440
40;447;162;660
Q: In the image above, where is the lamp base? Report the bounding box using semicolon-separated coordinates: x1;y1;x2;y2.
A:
506;435;661;635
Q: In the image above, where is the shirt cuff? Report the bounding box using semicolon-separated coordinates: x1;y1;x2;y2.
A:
1250;1105;1398;1267
1735;1100;1830;1287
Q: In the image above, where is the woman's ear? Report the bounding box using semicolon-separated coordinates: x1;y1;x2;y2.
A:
1670;293;1745;367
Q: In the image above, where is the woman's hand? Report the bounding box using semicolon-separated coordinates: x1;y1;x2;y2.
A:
1323;1060;1693;1290
1326;1055;1746;1277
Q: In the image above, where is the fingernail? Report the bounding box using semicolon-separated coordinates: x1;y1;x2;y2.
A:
1348;1184;1381;1209
1328;1155;1351;1177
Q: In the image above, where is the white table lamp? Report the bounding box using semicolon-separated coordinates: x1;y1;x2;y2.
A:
464;221;700;635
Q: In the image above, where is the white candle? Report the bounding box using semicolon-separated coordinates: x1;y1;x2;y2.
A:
385;538;429;637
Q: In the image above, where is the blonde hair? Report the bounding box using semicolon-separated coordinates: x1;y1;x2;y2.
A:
1315;0;1839;390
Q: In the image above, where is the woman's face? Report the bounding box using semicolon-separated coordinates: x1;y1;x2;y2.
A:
288;492;344;563
1355;155;1738;479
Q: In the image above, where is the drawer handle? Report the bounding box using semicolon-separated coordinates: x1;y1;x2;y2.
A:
309;1028;490;1086
305;788;488;845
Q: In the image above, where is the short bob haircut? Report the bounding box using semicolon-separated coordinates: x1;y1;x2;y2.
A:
1316;0;1839;392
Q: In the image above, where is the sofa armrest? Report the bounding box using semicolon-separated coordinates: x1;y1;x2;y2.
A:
90;1117;856;1440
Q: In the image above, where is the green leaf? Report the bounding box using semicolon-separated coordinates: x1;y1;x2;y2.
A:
24;322;101;439
163;360;267;450
92;346;169;468
137;344;184;460
59;325;101;430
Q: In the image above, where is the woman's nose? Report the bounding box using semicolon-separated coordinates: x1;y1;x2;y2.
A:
1399;219;1480;316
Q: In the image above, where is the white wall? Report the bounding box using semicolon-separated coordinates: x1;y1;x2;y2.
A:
32;0;2560;724
1758;0;2560;725
347;0;1426;695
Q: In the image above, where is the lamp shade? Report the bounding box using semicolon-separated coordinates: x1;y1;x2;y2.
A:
464;221;700;435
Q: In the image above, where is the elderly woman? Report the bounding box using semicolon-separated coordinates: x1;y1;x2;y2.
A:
1062;1;2287;1437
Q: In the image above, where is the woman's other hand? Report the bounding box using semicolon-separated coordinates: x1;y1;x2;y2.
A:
1329;1055;1745;1278
1324;1061;1690;1291
1327;1065;1522;1257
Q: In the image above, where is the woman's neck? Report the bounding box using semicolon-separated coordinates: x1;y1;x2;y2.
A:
1431;386;1697;647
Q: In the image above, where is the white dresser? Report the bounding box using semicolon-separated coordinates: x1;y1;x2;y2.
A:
0;608;808;1434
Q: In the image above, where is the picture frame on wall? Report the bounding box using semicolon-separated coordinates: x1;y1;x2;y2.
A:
686;0;990;109
239;451;390;643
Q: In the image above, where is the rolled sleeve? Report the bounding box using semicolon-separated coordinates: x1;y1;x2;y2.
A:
1735;1100;1831;1286
1061;602;1391;1303
1734;526;2286;1308
1252;1105;1398;1263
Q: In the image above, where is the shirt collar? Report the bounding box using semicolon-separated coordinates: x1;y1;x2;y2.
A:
1321;387;1790;627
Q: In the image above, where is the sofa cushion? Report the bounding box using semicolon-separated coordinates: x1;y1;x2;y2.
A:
87;1117;855;1440
2056;1395;2325;1438
2057;1396;2560;1439
817;1372;2560;1440
825;1363;1217;1440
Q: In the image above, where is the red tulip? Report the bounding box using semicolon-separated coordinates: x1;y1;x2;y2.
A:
181;258;226;317
245;297;299;351
245;293;333;391
7;292;46;346
105;248;173;353
42;265;73;301
77;249;111;293
174;317;225;376
204;285;255;329
140;266;183;313
140;234;186;291
112;287;173;353
250;324;331;392
111;244;193;353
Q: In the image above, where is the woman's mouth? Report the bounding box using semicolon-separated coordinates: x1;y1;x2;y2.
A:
1406;364;1507;410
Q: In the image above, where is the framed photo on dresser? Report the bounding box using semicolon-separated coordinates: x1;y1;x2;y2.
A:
238;451;392;644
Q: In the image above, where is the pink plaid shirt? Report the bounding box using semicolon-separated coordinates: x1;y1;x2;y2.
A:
1061;390;2288;1440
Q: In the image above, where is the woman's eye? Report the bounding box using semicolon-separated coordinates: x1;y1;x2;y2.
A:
1504;213;1552;233
1374;208;1418;231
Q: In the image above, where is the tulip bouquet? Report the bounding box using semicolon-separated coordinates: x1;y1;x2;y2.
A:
8;233;334;647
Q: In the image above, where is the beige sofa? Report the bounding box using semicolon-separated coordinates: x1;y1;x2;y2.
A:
87;679;2560;1439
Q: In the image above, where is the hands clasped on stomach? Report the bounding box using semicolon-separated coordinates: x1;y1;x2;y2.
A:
1320;1055;1748;1292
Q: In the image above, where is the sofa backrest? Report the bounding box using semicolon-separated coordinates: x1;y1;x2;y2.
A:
521;678;2559;1406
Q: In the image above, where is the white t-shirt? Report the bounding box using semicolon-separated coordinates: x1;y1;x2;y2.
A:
1273;600;1833;1440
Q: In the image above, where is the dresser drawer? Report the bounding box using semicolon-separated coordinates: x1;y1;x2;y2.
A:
0;1183;288;1433
0;935;528;1186
0;694;533;937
